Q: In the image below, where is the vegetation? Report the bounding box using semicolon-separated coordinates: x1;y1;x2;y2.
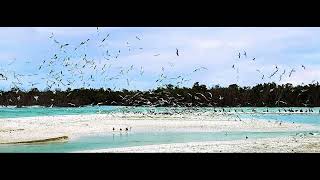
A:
0;82;319;107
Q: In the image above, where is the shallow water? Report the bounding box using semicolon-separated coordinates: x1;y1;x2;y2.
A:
239;113;320;126
0;131;312;153
1;105;320;119
1;106;320;152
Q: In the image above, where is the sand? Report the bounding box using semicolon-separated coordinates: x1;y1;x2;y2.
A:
79;135;320;153
0;112;316;144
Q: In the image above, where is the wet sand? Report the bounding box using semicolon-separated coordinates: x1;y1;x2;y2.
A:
80;135;320;153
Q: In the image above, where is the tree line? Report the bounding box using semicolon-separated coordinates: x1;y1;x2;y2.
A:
0;82;319;107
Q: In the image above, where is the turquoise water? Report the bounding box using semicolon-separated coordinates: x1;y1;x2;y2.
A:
239;113;320;126
0;131;311;153
1;106;320;152
1;105;320;119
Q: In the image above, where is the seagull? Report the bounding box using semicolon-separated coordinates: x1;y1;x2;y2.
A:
34;96;39;101
140;66;144;75
193;67;208;72
101;34;110;42
289;68;295;77
238;52;241;59
60;43;69;49
302;65;306;70
176;48;179;56
279;69;286;81
136;36;141;40
8;58;16;66
243;51;247;58
0;73;7;80
252;57;256;61
269;66;279;78
68;103;76;107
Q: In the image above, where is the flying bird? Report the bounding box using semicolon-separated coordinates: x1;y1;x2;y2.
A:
193;67;208;72
0;73;7;80
243;51;247;58
269;66;279;78
289;68;295;77
101;34;110;42
176;48;179;56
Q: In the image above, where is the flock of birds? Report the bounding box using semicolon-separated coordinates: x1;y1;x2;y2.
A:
232;50;308;82
0;28;317;110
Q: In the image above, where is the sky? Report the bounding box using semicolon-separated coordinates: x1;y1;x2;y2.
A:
0;27;319;91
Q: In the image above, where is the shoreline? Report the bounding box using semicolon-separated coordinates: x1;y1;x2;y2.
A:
0;113;317;144
78;135;320;153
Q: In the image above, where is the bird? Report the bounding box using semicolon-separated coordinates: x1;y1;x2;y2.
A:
193;67;208;72
140;66;144;75
176;48;179;56
289;69;295;77
34;96;39;101
279;69;286;81
0;73;7;80
243;51;247;58
238;52;241;59
68;103;76;106
269;66;279;78
8;58;16;66
302;65;306;70
60;43;69;49
154;54;160;56
136;36;141;40
252;57;255;61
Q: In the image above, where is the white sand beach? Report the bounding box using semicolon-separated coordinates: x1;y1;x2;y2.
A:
0;113;316;145
79;135;320;153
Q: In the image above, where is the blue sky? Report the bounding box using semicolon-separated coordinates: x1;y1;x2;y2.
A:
0;27;319;91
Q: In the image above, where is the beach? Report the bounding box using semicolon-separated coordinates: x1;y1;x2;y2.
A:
0;112;317;146
83;135;320;153
80;135;320;153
